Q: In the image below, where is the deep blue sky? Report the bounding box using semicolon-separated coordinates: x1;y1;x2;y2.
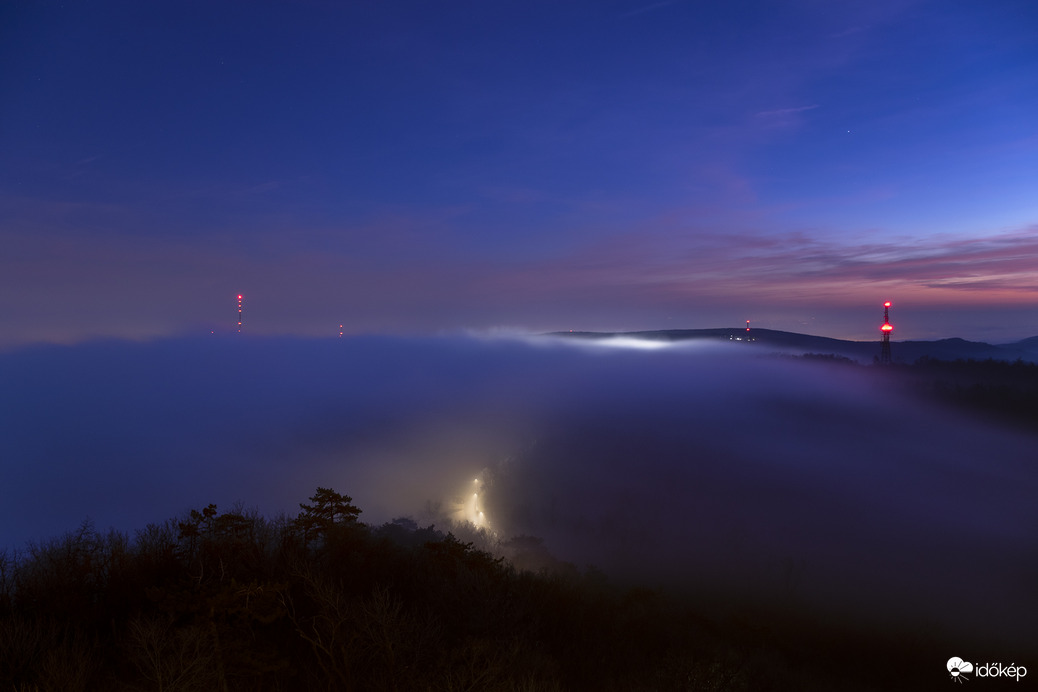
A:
2;0;1037;345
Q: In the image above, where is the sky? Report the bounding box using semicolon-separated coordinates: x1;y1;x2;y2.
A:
2;0;1037;346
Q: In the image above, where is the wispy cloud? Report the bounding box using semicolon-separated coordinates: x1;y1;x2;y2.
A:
755;104;820;119
2;210;1036;346
483;226;1038;308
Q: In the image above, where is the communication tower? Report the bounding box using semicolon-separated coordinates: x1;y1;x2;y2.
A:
880;301;893;363
237;294;243;333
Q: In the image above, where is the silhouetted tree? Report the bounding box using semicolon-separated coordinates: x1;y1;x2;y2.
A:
293;487;362;548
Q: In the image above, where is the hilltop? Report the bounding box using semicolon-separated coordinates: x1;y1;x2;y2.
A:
553;327;1038;363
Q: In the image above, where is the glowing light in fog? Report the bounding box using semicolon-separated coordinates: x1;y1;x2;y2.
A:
598;337;671;350
449;473;494;531
536;333;723;354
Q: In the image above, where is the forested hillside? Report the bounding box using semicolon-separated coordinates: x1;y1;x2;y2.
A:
1;488;935;691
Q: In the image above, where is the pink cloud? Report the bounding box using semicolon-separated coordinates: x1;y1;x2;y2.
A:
467;226;1038;310
2;212;1037;347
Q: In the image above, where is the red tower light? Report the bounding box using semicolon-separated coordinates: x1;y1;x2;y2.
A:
880;301;893;363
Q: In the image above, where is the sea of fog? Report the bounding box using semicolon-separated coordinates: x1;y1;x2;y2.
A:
1;334;1035;648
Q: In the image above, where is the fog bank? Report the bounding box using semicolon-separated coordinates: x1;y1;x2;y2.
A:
1;334;1034;647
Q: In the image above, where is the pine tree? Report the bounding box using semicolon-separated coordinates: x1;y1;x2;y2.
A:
293;487;361;547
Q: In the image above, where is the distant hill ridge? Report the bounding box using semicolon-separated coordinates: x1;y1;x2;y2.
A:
551;328;1038;363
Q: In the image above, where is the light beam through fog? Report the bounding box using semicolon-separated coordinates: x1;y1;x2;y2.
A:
1;335;1035;650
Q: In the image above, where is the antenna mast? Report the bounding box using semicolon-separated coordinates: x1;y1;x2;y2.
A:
880;301;893;364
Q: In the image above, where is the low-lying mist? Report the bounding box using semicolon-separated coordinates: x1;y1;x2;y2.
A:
2;334;1035;648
